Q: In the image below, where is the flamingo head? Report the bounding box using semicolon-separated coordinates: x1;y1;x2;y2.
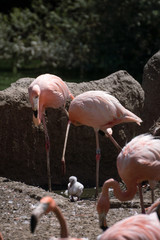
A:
97;193;110;231
30;196;56;233
28;84;41;126
69;176;77;183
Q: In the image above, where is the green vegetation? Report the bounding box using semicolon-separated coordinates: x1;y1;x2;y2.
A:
0;0;160;90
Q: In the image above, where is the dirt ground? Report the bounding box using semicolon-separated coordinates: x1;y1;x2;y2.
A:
0;177;160;240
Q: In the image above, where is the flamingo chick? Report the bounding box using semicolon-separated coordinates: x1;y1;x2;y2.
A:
97;134;160;229
97;203;160;240
61;90;142;196
30;196;87;240
28;73;74;190
68;176;84;202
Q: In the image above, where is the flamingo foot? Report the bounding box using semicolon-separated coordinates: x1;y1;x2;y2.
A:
70;196;75;202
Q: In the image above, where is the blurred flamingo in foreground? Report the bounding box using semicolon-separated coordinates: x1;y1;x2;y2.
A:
97;202;160;240
146;198;160;214
97;134;160;229
28;74;74;191
30;196;87;240
61;90;142;196
0;233;3;240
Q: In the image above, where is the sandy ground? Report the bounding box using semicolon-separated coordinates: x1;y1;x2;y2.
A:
0;177;160;240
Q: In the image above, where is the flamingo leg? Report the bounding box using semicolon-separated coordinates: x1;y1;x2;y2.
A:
42;114;52;192
138;183;145;213
105;130;122;153
63;107;69;118
95;130;101;198
151;189;154;203
61;121;71;175
149;180;156;204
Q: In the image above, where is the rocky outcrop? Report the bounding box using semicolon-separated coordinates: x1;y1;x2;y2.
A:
0;70;144;189
142;50;160;131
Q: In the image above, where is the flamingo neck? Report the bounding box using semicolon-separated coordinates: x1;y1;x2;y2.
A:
102;178;137;201
53;206;69;238
0;233;3;240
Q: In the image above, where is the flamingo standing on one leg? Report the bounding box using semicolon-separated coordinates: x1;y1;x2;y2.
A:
30;196;87;239
28;74;74;191
61;90;142;196
97;202;160;240
97;134;160;230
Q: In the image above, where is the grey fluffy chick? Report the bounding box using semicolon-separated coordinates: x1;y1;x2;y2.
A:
68;176;84;202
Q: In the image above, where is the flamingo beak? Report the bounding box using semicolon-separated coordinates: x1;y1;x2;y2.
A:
98;213;108;231
33;110;38;118
32;96;41;126
30;202;48;233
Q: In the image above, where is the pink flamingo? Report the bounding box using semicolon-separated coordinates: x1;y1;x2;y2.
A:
0;233;3;240
97;134;160;229
146;198;160;214
97;203;160;240
30;196;87;240
61;90;142;196
28;74;74;191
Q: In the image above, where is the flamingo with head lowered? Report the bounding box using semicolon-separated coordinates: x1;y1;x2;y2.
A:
30;196;87;240
97;201;160;240
97;134;160;230
61;90;142;196
28;73;74;191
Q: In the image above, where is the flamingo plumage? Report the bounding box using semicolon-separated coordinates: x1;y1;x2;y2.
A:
146;198;160;214
68;176;84;202
30;196;87;240
61;90;142;196
97;203;160;240
0;233;3;240
28;73;74;190
97;134;160;229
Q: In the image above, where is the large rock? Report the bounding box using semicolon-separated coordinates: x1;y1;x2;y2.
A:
142;51;160;131
0;70;144;189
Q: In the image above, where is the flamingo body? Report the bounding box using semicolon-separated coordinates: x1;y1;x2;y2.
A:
117;134;160;187
30;196;87;240
28;73;74;126
97;209;160;240
28;73;74;190
69;90;142;129
97;134;160;229
68;176;84;201
62;90;142;196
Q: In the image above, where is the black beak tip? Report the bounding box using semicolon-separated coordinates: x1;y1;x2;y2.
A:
30;215;38;233
101;225;108;231
98;130;105;136
33;110;38;118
